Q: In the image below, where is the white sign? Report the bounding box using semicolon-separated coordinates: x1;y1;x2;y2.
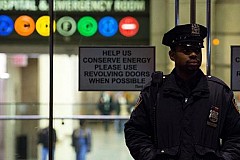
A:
231;46;240;91
79;46;155;91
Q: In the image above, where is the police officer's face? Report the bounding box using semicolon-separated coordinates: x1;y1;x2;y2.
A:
169;45;202;73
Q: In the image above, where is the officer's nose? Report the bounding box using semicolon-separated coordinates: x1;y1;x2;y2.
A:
189;51;199;58
190;51;198;55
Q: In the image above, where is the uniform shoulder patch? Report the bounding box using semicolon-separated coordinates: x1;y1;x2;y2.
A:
134;94;142;109
232;98;239;112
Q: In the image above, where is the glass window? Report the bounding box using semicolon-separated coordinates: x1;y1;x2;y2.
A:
0;0;239;159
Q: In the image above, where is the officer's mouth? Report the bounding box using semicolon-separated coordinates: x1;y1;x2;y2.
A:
187;60;200;65
187;60;200;66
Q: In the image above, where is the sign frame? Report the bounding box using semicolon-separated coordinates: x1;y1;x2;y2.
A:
231;46;240;91
78;46;155;91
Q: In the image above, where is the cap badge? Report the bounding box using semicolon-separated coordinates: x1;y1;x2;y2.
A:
191;24;200;35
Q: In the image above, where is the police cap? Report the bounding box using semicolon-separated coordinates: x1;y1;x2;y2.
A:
162;24;207;48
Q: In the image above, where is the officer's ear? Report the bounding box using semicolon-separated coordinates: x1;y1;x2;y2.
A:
169;50;175;61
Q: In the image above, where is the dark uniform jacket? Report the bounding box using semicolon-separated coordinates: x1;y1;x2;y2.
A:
124;69;240;160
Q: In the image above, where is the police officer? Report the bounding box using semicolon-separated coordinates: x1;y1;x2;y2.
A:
124;24;240;160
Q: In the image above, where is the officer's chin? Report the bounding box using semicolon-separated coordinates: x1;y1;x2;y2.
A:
186;66;200;73
188;63;201;69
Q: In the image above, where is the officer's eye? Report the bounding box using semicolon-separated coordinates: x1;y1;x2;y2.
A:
176;48;201;55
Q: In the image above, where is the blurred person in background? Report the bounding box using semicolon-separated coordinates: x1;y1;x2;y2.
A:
113;92;127;133
72;120;92;160
98;91;114;132
37;127;57;160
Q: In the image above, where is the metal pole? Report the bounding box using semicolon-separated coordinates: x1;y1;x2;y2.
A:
206;0;211;75
175;0;179;26
190;0;196;24
49;0;54;160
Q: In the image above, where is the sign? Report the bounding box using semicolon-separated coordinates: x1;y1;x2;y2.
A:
98;16;118;37
36;16;56;36
77;16;98;37
0;15;14;36
119;16;139;37
57;16;76;36
14;15;35;36
79;46;155;91
11;54;28;67
231;46;240;91
0;0;147;12
0;0;150;45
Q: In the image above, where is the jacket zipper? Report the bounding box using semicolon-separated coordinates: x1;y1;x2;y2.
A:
153;95;158;148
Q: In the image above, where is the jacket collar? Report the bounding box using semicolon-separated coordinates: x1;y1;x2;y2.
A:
163;69;209;98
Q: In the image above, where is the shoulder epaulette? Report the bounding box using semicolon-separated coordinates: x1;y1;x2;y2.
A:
151;71;163;85
206;75;231;91
142;81;152;91
141;71;164;91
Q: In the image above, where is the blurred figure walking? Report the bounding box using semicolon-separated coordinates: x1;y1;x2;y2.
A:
72;120;92;160
37;127;57;160
98;92;114;132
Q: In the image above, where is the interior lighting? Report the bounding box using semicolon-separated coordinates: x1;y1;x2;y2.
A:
0;73;10;79
212;38;220;46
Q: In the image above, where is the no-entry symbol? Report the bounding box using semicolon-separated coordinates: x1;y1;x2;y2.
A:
119;16;139;37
